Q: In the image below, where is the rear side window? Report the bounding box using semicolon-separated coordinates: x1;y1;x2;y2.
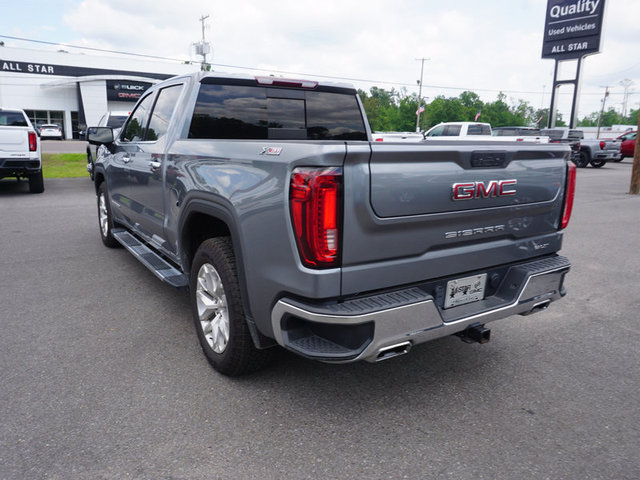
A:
542;129;564;140
188;83;367;141
467;124;491;135
0;111;28;127
568;130;584;140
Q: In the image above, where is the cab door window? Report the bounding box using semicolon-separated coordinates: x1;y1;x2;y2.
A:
145;85;183;141
120;93;154;142
426;125;445;137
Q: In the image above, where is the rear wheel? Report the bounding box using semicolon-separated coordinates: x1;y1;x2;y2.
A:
590;159;606;168
615;156;624;162
190;237;273;376
576;151;590;168
28;170;44;194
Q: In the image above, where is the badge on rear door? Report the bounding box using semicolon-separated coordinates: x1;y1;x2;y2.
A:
260;147;282;156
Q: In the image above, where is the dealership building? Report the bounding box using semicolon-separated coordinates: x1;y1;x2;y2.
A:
0;46;197;139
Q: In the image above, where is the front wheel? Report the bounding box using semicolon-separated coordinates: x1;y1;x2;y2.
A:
190;237;273;376
87;150;94;180
97;182;119;248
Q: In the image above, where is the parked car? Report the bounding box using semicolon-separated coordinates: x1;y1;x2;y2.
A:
542;128;620;168
86;111;130;180
39;123;63;140
541;128;582;165
617;131;636;160
0;108;43;193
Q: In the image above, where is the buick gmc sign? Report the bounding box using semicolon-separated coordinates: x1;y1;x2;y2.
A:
106;81;152;102
541;0;606;59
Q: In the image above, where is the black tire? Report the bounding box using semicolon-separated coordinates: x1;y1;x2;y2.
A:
190;237;273;376
87;150;94;181
590;159;606;168
97;182;119;248
28;170;44;194
576;151;590;168
615;156;624;162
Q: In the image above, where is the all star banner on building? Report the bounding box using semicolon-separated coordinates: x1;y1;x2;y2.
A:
542;0;606;59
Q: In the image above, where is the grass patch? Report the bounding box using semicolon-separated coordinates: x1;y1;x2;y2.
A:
42;153;88;178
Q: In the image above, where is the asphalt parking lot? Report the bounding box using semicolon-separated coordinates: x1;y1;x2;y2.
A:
1;161;639;480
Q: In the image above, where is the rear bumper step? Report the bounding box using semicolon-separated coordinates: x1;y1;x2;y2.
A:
112;229;188;288
271;255;570;363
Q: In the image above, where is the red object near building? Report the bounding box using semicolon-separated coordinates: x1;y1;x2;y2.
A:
618;131;637;159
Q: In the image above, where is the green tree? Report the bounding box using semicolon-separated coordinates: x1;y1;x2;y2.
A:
359;86;568;132
480;92;513;126
422;95;466;128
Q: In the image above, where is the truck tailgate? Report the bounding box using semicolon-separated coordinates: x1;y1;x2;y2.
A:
341;141;570;295
0;127;30;156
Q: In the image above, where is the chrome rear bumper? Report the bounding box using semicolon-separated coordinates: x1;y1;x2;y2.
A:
271;255;570;363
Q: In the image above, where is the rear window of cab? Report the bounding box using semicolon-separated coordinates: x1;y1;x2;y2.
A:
188;82;367;141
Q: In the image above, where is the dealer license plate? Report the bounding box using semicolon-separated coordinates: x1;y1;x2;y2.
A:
444;273;487;309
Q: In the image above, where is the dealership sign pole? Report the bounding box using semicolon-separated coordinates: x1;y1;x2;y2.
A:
542;0;607;128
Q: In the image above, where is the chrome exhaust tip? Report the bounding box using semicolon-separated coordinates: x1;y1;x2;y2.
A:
376;341;412;362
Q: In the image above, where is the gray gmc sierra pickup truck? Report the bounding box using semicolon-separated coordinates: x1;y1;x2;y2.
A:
88;72;574;376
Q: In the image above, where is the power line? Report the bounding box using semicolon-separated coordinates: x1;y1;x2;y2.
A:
0;34;636;98
0;34;189;63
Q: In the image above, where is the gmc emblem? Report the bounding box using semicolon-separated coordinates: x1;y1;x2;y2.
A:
452;179;517;200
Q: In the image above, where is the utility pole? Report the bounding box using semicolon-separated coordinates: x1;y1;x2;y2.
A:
596;86;610;138
630;109;640;195
197;14;211;71
620;79;634;119
415;57;429;133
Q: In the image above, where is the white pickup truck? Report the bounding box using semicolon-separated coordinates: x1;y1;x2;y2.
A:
424;122;549;143
0;108;43;193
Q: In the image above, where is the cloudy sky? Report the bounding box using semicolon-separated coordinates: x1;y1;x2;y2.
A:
2;0;639;122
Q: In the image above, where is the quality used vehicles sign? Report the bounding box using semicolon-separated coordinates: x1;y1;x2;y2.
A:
541;0;606;59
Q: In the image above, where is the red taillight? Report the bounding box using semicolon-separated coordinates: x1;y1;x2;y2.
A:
290;167;342;268
375;138;384;142
561;161;576;230
599;141;605;150
28;131;37;151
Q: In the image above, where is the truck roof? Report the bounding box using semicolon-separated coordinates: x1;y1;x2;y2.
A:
168;71;357;92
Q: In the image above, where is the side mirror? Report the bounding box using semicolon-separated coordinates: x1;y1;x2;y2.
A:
87;127;115;145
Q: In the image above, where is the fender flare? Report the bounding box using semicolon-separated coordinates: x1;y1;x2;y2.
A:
178;194;275;349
